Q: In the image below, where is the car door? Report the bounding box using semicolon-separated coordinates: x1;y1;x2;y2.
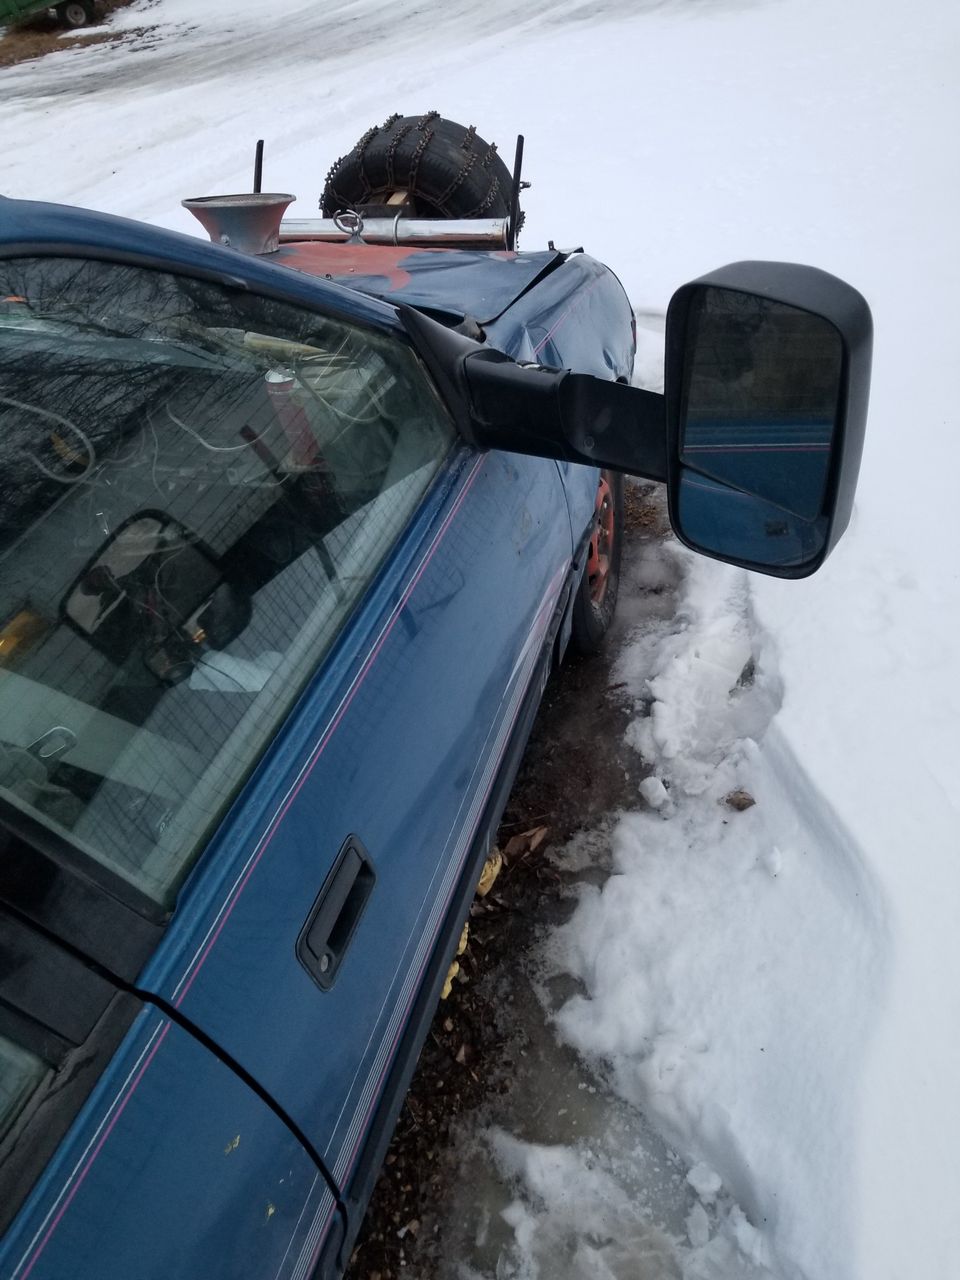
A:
0;238;574;1213
0;891;339;1280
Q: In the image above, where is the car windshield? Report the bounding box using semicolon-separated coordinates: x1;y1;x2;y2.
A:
0;258;454;908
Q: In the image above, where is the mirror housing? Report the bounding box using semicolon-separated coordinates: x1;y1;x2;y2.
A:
401;305;669;479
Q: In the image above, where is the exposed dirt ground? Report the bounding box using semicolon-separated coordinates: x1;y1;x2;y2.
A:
0;2;139;69
347;483;671;1280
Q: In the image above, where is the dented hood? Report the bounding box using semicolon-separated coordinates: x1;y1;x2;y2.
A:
272;240;562;324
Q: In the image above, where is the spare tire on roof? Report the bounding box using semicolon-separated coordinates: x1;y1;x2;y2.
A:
321;112;521;226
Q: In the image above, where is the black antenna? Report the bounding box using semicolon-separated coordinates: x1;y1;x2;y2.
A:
508;134;525;251
253;140;264;194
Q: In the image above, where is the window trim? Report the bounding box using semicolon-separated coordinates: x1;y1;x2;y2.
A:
0;899;142;1236
0;795;168;976
0;980;140;1238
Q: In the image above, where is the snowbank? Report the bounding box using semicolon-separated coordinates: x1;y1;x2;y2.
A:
546;544;888;1279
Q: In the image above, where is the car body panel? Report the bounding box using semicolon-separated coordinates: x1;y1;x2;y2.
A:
484;251;634;379
273;240;562;324
0;1010;338;1280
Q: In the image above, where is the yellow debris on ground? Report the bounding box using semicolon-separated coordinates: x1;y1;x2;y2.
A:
440;961;459;1001
476;849;503;898
440;923;471;1000
440;852;503;1000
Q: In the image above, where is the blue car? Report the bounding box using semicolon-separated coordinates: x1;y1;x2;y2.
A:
0;118;871;1279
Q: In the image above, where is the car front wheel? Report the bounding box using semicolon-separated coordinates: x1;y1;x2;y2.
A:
570;470;624;654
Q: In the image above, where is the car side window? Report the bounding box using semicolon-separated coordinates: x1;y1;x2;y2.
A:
0;1033;47;1144
0;258;455;907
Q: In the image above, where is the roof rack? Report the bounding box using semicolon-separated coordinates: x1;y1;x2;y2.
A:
279;217;509;249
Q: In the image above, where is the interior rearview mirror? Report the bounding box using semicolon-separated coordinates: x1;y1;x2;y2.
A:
62;512;242;678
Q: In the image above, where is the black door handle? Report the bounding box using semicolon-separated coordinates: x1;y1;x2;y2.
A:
297;835;376;991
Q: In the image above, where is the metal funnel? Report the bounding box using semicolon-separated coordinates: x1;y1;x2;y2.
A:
181;192;295;255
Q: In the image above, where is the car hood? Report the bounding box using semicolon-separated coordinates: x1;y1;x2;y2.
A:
272;240;562;324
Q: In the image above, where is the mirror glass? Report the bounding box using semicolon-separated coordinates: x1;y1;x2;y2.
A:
675;286;843;569
676;470;830;569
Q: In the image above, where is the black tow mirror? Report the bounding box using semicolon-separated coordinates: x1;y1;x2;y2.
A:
401;260;871;579
665;263;872;578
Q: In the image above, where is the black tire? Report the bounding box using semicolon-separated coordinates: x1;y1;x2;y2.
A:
570;471;624;655
57;1;95;28
321;112;517;222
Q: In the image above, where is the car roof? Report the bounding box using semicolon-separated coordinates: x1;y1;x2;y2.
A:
0;199;402;335
273;240;562;324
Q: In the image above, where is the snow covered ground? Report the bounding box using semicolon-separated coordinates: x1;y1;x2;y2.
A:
3;0;960;1276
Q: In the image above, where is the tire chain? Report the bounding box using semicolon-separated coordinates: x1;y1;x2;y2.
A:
323;111;402;209
323;113;522;230
323;122;379;208
354;120;384;200
405;125;436;211
384;119;415;193
433;146;480;212
459;145;504;218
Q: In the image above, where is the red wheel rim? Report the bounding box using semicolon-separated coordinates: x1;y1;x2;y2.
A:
586;472;615;606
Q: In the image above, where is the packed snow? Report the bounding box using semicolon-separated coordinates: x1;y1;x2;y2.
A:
3;0;959;1276
544;542;888;1279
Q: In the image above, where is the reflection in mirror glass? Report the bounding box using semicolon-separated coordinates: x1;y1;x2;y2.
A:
677;470;829;569
680;287;842;521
